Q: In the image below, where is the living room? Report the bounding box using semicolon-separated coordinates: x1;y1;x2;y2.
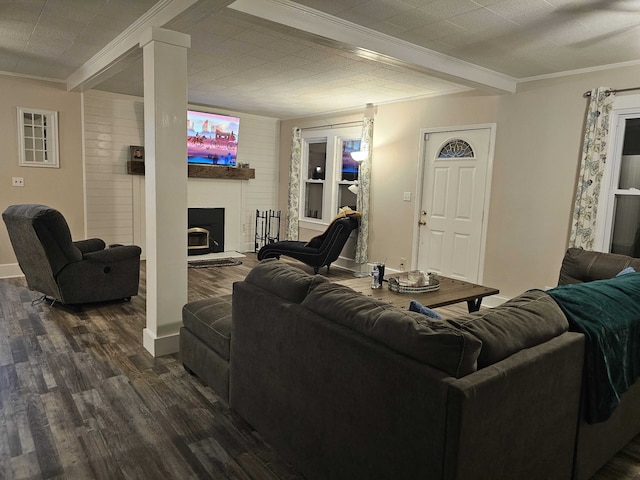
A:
3;63;640;301
2;1;640;477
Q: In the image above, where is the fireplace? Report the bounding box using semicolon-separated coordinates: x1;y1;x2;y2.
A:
187;227;211;255
188;208;224;255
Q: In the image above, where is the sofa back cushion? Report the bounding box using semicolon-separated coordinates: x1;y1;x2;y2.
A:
558;247;640;285
447;290;568;368
301;282;482;378
244;258;328;303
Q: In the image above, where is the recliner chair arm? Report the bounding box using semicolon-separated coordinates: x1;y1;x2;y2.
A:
73;238;106;254
82;245;142;263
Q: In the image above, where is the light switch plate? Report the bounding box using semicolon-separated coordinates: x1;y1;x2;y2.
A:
403;191;411;202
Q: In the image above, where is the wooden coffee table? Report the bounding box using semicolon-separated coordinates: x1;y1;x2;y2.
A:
336;275;499;313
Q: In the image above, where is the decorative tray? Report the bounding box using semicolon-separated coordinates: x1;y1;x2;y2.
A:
387;271;440;293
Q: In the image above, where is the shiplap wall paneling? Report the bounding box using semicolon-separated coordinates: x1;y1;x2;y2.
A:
83;91;143;247
240;114;279;250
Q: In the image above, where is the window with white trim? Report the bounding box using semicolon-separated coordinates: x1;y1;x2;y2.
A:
301;126;361;228
601;114;640;256
17;107;59;168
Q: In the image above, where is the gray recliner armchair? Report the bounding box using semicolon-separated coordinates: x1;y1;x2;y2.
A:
2;204;142;305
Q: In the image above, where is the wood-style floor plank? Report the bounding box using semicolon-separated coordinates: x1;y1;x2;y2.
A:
0;254;637;479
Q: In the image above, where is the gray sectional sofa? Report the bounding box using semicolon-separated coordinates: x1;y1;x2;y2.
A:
180;248;640;480
557;248;640;480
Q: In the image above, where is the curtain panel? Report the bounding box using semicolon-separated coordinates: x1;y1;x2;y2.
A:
569;87;614;249
355;117;373;264
285;127;302;241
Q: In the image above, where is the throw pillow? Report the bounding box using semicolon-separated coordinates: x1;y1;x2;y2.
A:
409;300;442;319
617;266;636;276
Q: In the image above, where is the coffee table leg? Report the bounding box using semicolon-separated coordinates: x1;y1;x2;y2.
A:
467;298;483;313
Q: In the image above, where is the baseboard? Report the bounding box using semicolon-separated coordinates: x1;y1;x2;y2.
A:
332;257;374;278
0;263;23;279
482;294;509;308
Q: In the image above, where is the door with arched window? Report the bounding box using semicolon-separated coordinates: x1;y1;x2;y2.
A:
417;127;493;283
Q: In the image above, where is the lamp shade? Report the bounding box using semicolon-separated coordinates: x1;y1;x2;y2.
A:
350;150;367;162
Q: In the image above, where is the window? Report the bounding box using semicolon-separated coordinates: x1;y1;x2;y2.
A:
301;126;361;227
601;115;640;256
438;139;474;158
17;107;59;168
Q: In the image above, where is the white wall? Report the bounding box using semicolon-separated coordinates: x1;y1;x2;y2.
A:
83;90;143;246
279;64;640;301
82;91;280;255
0;74;84;278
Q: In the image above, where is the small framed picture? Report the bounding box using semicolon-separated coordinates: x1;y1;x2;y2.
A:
130;145;145;162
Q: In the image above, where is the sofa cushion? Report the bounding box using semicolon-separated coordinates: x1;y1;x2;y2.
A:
447;290;568;368
245;258;328;303
558;247;640;285
409;299;442;319
182;297;232;360
301;282;482;378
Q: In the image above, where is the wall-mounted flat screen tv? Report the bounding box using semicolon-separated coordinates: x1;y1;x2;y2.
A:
187;110;240;166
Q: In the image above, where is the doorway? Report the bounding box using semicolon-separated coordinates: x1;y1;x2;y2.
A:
415;126;495;283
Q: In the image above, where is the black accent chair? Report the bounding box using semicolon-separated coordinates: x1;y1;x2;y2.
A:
257;216;359;274
2;204;142;305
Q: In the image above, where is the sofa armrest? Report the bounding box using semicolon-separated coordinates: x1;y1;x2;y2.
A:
444;332;585;480
558;247;640;285
73;238;106;254
82;245;141;263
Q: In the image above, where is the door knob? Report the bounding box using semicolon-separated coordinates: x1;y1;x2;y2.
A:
418;220;427;226
421;210;427;216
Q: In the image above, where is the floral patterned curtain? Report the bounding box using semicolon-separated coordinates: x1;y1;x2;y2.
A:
355;116;373;264
569;87;614;249
285;127;302;240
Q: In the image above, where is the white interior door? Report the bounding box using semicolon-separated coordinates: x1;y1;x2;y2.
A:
417;127;492;283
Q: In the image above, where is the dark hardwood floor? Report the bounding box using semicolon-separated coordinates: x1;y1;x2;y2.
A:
0;253;638;479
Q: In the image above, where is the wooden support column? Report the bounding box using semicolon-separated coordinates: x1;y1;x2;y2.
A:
140;27;191;357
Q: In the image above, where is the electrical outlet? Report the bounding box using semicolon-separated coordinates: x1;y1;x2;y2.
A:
12;177;24;187
400;257;406;270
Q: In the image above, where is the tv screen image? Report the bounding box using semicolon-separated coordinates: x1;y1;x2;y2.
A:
187;110;240;166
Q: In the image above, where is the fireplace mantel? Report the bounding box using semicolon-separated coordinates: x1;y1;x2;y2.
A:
127;161;255;180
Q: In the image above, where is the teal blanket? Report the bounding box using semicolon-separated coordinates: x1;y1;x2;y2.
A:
546;273;640;423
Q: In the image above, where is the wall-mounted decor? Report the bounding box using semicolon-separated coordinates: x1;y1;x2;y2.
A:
17;107;59;168
130;145;145;162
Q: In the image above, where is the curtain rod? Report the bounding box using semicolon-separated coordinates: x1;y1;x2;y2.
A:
583;87;640;98
300;120;363;131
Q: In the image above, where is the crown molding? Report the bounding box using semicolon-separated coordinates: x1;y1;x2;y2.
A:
0;70;65;84
518;58;640;84
228;0;516;94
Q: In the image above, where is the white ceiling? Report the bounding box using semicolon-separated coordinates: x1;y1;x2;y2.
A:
2;0;640;119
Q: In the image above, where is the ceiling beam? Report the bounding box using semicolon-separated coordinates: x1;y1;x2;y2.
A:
66;0;199;92
228;0;517;94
